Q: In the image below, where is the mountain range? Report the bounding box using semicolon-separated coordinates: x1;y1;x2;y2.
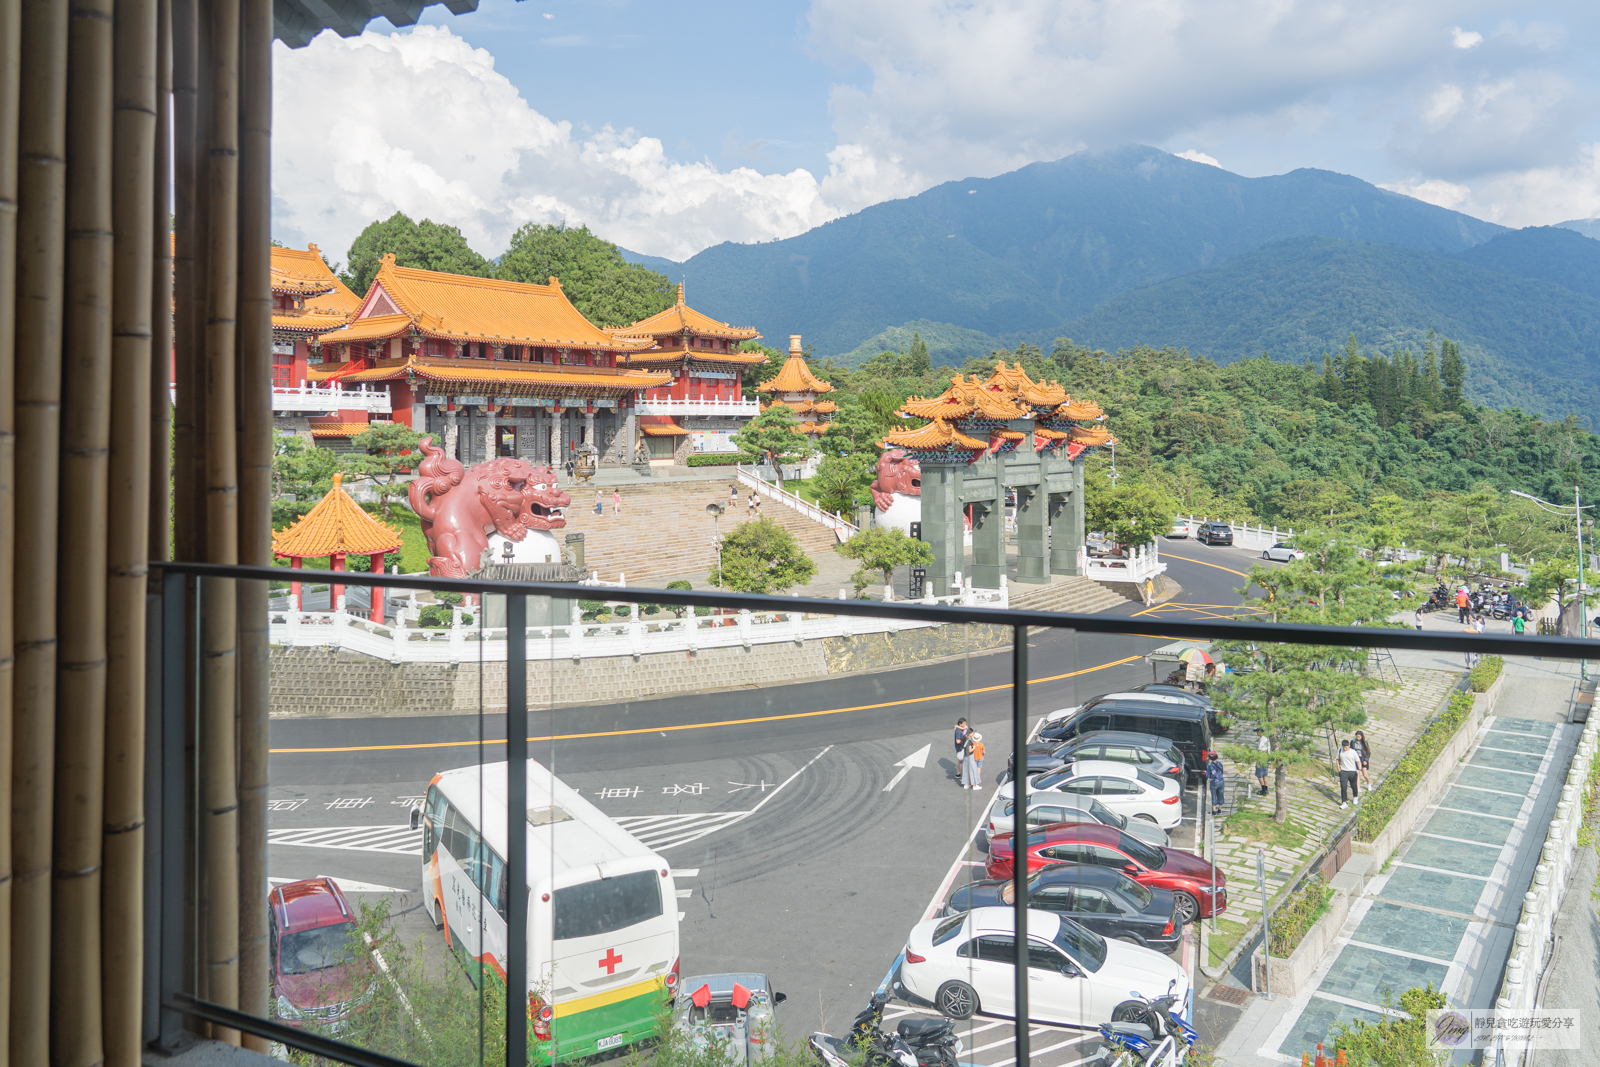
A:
619;145;1600;417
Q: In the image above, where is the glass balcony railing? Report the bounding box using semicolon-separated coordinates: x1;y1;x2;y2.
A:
143;561;1597;1067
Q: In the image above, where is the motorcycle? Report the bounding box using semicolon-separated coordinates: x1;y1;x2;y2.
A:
810;1025;918;1067
1095;981;1196;1066
849;992;962;1067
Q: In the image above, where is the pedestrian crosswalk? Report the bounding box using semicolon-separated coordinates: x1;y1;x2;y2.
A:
268;823;421;855
612;810;752;851
880;1004;1104;1067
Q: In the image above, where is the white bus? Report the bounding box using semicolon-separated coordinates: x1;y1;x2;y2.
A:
418;761;680;1062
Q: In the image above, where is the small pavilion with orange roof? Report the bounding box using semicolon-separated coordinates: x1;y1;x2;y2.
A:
272;473;403;623
609;284;768;460
757;334;837;439
878;360;1114;594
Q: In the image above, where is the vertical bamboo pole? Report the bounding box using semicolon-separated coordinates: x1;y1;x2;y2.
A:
104;0;157;1062
0;0;20;1059
10;0;68;1061
53;0;115;1058
170;0;198;563
234;0;271;1045
149;0;171;567
201;0;241;1041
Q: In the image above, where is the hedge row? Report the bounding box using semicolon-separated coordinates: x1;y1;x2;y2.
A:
1353;690;1475;842
1468;655;1504;693
1267;876;1333;956
686;453;756;467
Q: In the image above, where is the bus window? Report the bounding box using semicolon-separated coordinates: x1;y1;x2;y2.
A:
442;804;472;863
423;786;446;857
553;871;662;940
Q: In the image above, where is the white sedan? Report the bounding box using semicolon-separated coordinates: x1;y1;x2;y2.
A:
988;789;1171;848
1017;760;1184;830
1167;520;1190;539
900;907;1188;1026
1261;541;1305;563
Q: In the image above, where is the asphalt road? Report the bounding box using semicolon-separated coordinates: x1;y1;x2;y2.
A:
266;539;1267;1062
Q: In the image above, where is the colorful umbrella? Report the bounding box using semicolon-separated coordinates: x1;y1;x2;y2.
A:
1177;647;1213;666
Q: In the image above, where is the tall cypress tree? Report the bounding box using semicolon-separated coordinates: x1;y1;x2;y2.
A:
1320;352;1343;404
1440;339;1466;410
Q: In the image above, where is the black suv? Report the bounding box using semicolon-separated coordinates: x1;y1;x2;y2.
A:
1196;522;1233;546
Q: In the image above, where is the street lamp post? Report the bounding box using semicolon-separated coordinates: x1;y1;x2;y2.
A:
1509;486;1594;680
705;503;725;587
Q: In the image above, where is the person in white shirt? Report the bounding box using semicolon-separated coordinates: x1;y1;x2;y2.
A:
1254;735;1271;796
1337;740;1361;808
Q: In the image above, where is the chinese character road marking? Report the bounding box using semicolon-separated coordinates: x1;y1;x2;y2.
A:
391;795;423;805
324;797;375;810
662;783;705;796
267;799;306;812
727;781;774;793
597;786;642;799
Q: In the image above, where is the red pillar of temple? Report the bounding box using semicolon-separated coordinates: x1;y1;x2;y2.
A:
289;557;303;606
369;552;386;624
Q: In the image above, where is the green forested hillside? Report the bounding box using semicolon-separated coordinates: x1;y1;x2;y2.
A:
1059;237;1600;417
833;320;1000;369
1453;226;1600;301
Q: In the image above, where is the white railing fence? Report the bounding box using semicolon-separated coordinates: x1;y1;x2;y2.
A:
736;465;857;540
1501;719;1597;1018
269;577;1008;664
1174;516;1292;552
1080;541;1167;587
272;382;392;414
635;396;760;416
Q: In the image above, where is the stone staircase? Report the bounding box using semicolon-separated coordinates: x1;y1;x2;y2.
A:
555;480;842;586
1007;574;1131;614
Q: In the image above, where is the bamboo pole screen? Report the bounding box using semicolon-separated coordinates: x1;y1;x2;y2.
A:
0;0;269;1056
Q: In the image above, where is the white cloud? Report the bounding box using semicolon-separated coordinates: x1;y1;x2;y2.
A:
1451;26;1483;49
271;26;841;262
1175;149;1222;167
1379;177;1472;211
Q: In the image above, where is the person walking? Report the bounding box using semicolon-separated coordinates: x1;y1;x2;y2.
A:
747;492;758;518
1337;740;1361;808
593;489;603;516
1455;586;1470;624
1353;730;1372;787
1205;752;1226;814
612;488;622;518
967;733;986;790
1255;734;1271;796
729;484;738;509
1513;612;1526;635
953;718;970;785
1413;607;1424;631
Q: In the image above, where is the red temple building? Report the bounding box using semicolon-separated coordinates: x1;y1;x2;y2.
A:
307;254;671;467
758;334;836;440
608;284;767;463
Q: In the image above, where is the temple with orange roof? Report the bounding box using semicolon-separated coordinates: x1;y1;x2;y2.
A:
310;253;670;467
757;335;837;438
271;472;403;623
878;361;1114;593
608;283;767;462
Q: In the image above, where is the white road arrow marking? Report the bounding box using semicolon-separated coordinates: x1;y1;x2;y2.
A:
883;743;932;792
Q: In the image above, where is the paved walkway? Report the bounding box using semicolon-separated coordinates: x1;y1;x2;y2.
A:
1206;666;1456;928
1212;652;1580;1065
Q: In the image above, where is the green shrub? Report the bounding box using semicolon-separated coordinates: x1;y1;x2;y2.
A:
686;453;756;467
1267;876;1333;956
418;604;472;628
1324;984;1448;1066
1354;690;1474;841
436;591;464;607
1468;655;1504;692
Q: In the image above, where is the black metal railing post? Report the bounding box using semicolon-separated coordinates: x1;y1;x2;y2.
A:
151;567;187;1049
506;593;529;1067
1011;623;1029;1067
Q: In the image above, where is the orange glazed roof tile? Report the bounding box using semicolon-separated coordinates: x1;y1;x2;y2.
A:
900;393;976;419
307;421;375;437
882;418;988;452
272;472;403;558
622;345;769;366
315;312;414;345
272;244;360;332
611;284;761;341
758;354;834;394
318;256;655;351
1068;425;1114;447
306;354;670;394
639;423;691;436
1060;398;1105;421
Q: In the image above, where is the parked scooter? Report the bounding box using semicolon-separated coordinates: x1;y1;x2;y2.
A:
849;992;962;1067
810;1025;918;1067
1095;980;1196;1066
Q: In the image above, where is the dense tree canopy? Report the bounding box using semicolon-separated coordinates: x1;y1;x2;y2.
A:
342;213;491;294
493;223;674;327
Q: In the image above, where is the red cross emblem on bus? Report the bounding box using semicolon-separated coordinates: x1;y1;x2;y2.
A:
599;948;623;975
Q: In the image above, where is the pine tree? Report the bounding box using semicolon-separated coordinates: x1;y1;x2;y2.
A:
1423;331;1442;410
1320;351;1343;404
1440;339;1466;411
906;332;931;375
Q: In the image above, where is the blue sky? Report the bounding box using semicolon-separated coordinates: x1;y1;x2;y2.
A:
271;0;1600;264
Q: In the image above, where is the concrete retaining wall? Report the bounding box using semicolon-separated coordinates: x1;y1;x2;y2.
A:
269;621;1010;717
1251;885;1352;997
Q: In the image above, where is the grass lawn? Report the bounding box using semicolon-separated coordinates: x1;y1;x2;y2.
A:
1222;808;1310;851
1202;916;1252;970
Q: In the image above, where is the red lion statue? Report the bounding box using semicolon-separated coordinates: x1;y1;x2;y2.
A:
406;436;571;578
870;449;922;511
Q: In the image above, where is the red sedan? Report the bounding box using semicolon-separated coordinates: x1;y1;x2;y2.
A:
986;822;1227;923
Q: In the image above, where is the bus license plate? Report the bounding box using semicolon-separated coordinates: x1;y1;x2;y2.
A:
597;1034;625;1051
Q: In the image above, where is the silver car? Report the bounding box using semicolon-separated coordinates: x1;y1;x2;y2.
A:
676;973;787;1064
987;790;1171;848
1262;541;1305;562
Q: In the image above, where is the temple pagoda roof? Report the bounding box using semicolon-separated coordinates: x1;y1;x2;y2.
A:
305;353;671;397
271;244;360;334
272;472;403;558
1059;398;1105;421
622;345;768;367
318;255;655;351
764;397;837;416
983;362;1070;408
1069;425;1114;447
611;285;761;342
758;341;834;395
881;417;988;452
902;374;1028;421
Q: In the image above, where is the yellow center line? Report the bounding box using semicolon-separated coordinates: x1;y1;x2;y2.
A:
1164;554;1252;580
268;654;1147;754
